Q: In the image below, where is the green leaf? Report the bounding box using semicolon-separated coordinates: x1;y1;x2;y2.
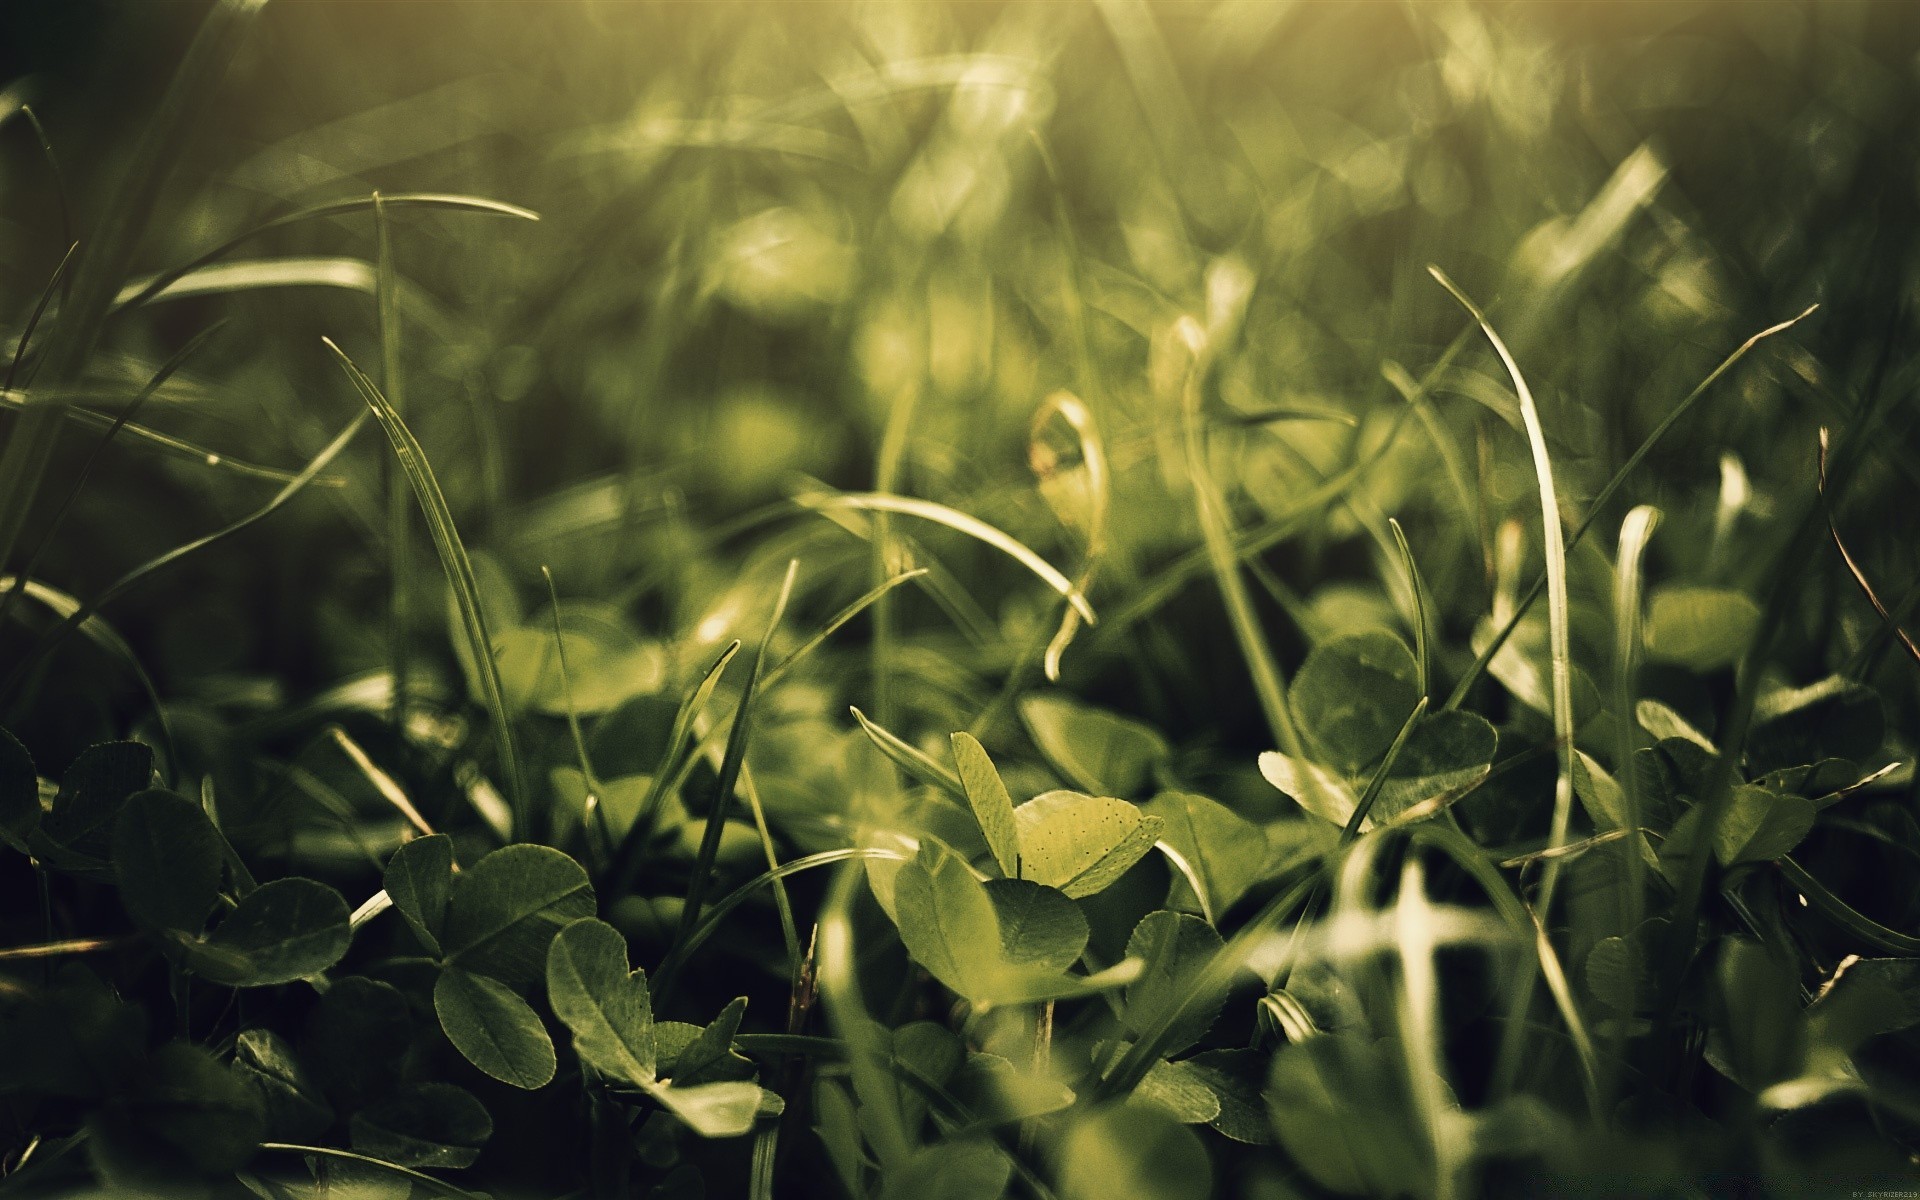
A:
1714;785;1815;867
1142;792;1266;916
1123;911;1227;1056
893;843;1004;1002
1645;586;1760;670
951;732;1019;877
350;1082;493;1169
1583;933;1658;1015
1019;694;1169;796
112;788;222;931
1266;1035;1424;1196
1184;1049;1271;1144
1571;752;1628;829
1058;1104;1211;1200
1256;751;1356;828
984;878;1087;973
306;976;411;1108
1705;938;1804;1091
385;833;455;956
642;1078;778;1138
1636;699;1715;752
1807;959;1920;1053
441;843;596;985
550;768;651;844
949;1052;1075;1126
328;339;525;836
1289;631;1421;774
232;1028;332;1142
671;996;753;1086
1133;1058;1221;1124
1747;676;1885;775
37;741;154;866
187;877;351;987
876;1140;1011;1200
1369;709;1497;826
434;967;557;1090
90;1043;265;1183
1012;791;1161;899
0;726;38;853
545;917;655;1087
891;1020;963;1135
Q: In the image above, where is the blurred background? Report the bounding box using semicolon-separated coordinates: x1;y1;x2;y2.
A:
1;0;1916;768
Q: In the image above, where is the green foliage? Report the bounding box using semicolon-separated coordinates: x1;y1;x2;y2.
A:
176;877;352;987
2;1;1917;1196
1011;792;1162;899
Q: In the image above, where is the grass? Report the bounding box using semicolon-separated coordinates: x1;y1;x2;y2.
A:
0;2;1917;1198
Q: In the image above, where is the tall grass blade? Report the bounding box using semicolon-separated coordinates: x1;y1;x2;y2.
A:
673;561;797;955
0;0;271;578
1820;428;1920;671
603;640;742;896
1389;518;1431;699
542;566;608;856
376;194;412;736
324;337;525;839
762;568;927;691
1430;268;1577;918
798;491;1095;624
1446;305;1818;709
3;241;77;396
0;323;223;638
2;409;366;702
0;391;334;486
1177;316;1307;764
111;193;538;316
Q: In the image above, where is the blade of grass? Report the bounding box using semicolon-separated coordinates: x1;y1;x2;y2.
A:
376;194;412;737
328;725;434;840
324;337;525;839
1406;823;1600;1117
1177;315;1308;767
602;639;742;897
761;568;927;691
0;390;335;486
1819;428;1920;671
110;192;538;317
1777;857;1920;955
669;561;798;970
1095;858;1325;1100
848;706;965;800
1392;856;1456;1200
13;105;74;254
3;241;77;397
1610;506;1659;1000
1446;305;1819;710
542;565;611;861
655;847;909;991
0;574;173;772
0;323;224;639
1430;268;1577;920
1097;399;1420;641
1344;697;1429;841
1389;518;1431;699
1;410;367;704
797;491;1095;625
0;0;270;581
